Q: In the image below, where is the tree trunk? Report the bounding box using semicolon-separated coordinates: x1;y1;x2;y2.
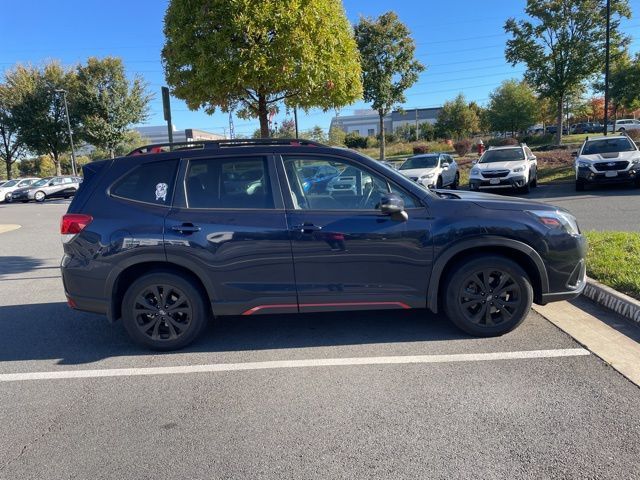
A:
53;152;61;176
5;159;11;180
555;96;564;146
258;94;269;138
378;110;385;161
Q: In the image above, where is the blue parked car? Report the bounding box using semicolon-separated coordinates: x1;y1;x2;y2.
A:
61;138;586;350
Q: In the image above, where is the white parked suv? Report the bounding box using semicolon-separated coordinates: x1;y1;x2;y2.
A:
574;134;640;190
614;119;640;132
0;177;40;203
398;153;459;189
469;145;537;193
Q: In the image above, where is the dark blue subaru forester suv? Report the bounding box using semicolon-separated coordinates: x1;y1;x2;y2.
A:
61;139;586;350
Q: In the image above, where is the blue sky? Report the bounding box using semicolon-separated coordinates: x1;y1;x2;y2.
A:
2;0;640;137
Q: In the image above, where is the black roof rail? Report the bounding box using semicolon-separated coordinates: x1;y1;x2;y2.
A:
126;138;326;156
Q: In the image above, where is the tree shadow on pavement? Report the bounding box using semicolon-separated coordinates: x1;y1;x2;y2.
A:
0;302;470;365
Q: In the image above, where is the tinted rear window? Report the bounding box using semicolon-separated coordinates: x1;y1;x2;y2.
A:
111;160;178;205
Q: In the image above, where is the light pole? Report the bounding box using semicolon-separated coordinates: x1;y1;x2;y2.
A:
55;89;77;175
603;0;611;136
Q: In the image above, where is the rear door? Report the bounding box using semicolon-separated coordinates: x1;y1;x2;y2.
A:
164;154;297;316
278;154;433;313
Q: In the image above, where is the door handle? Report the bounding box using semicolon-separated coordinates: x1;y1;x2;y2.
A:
292;223;322;234
171;223;201;234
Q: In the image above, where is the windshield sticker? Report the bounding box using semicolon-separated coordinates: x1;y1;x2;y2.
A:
155;183;168;202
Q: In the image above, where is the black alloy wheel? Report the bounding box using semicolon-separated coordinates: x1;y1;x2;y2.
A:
444;255;533;336
122;272;208;350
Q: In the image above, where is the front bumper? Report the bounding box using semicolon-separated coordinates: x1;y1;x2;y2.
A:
577;166;639;184
469;175;527;190
10;190;32;201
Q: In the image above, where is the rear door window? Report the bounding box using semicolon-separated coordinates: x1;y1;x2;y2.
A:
185;157;274;209
111;160;179;205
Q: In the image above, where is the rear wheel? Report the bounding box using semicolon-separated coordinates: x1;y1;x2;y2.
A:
34;191;46;202
4;193;12;203
443;255;533;337
121;272;209;350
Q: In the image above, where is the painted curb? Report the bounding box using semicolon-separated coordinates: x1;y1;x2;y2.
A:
582;277;640;325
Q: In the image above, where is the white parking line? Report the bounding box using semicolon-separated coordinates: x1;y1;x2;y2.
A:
0;348;590;382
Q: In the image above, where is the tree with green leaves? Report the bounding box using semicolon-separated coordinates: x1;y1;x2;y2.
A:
354;12;424;161
89;130;150;160
301;126;328;144
76;57;151;158
0;84;25;179
487;80;538;136
608;52;640;118
435;94;479;140
328;124;346;146
162;0;362;138
505;0;630;144
7;63;79;175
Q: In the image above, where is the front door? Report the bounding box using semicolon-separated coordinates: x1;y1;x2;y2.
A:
164;154;297;316
279;155;433;313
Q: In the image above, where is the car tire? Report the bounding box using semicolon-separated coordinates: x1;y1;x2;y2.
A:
21;200;29;203
531;171;537;188
576;180;585;191
436;176;443;189
451;173;460;190
5;193;13;203
34;191;46;202
121;272;209;350
520;180;531;194
443;255;533;337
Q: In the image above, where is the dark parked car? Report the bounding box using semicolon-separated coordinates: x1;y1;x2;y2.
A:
61;139;586;350
545;125;569;135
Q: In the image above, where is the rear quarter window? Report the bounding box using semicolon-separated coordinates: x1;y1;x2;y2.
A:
111;160;178;206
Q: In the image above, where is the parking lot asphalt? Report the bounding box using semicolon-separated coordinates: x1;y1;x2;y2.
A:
1;200;639;479
488;182;640;232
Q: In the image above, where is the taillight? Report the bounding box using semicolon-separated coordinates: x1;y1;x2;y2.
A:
60;214;93;243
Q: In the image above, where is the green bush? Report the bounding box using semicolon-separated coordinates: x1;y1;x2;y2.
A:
366;136;378;148
344;132;368;149
518;134;554;146
453;139;473;156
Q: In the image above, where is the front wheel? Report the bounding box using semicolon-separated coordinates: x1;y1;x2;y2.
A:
34;191;46;202
576;180;585;191
444;255;533;337
121;272;209;350
436;176;443;189
451;173;460;190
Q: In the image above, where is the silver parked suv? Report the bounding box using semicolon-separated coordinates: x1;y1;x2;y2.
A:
11;176;82;203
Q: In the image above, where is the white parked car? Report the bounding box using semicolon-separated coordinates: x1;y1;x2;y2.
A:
614;119;640;132
398;153;459;189
469;145;537;193
0;177;40;203
574;135;640;190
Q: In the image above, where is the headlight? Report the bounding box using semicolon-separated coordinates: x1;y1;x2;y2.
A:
577;160;591;168
420;173;435;179
512;166;525;173
527;210;580;236
630;157;640;165
470;168;479;175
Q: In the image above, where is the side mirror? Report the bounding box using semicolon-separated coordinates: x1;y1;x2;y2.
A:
571;151;578;157
472;160;478;165
379;193;406;221
442;162;450;169
48;181;55;186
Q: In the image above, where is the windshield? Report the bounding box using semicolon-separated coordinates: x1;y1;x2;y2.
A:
2;180;19;187
582;138;636;155
31;178;52;187
400;156;439;170
479;148;525;163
